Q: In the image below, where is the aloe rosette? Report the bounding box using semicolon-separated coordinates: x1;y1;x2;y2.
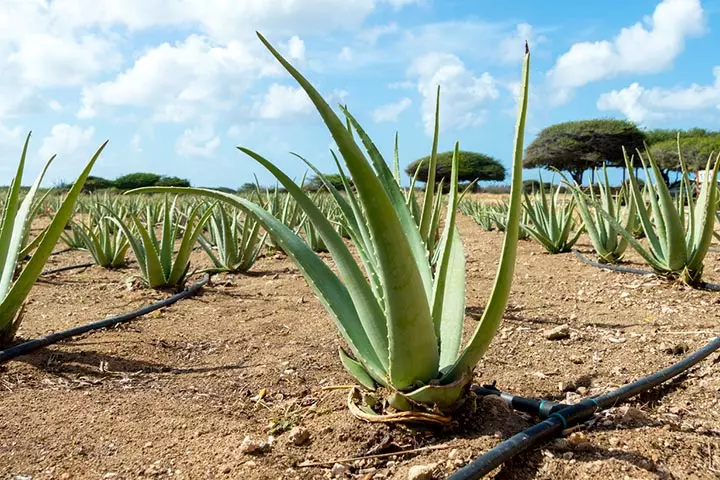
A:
130;34;531;417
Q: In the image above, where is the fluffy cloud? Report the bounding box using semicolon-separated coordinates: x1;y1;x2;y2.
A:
78;35;273;122
372;97;412;122
175;123;221;158
253;84;313;120
38;123;95;160
409;52;499;135
597;66;720;123
548;0;705;103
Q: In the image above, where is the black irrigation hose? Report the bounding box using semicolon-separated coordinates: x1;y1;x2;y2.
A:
41;262;95;276
451;335;720;479
573;249;720;292
0;274;210;364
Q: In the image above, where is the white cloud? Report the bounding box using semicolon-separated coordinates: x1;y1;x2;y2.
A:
384;0;423;9
78;35;273;122
175;123;220;158
372;97;412;122
131;133;143;152
287;36;306;61
8;33;121;88
548;0;705;103
409;52;499;135
339;46;353;62
254;84;313;120
39;124;95;160
597;66;720;123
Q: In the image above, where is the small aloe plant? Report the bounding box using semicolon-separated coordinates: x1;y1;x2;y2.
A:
71;215;130;269
106;196;213;289
197;203;266;274
131;34;530;419
0;133;106;346
563;165;637;264
523;178;582;254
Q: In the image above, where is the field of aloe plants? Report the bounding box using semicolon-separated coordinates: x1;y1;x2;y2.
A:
1;35;719;480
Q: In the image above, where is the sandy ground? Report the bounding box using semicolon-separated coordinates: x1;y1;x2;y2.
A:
1;212;719;479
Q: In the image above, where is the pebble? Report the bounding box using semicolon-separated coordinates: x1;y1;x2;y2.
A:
331;463;348;478
288;426;310;446
407;464;435;480
544;324;570;340
567;432;591;450
619;406;651;426
239;435;273;455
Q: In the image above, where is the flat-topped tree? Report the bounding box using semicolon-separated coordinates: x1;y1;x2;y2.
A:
524;119;645;184
405;150;505;189
647;130;720;182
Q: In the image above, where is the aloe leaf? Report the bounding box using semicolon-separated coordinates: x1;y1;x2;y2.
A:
1;141;106;329
239;147;390;371
443;43;529;382
339;347;377;391
419;87;441;243
255;32;438;388
130;214;165;286
129;186;389;386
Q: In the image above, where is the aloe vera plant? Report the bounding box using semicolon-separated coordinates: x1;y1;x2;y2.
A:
106;196;213;289
605;141;720;285
523;179;582;254
564;166;637;264
131;34;530;417
0;133;106;346
198;203;266;273
460;199;495;231
71;215;130;268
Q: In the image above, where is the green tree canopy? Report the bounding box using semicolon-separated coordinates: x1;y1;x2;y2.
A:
82;176;114;192
113;172;161;190
157;176;191;187
306;173;353;192
524;119;646;183
649;134;720;173
405;150;505;185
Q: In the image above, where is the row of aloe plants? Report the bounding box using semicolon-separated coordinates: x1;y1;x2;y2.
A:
459;142;720;287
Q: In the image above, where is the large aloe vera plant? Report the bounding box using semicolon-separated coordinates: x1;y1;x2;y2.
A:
131;35;530;417
564;165;637;264
605;141;720;285
0;133;105;346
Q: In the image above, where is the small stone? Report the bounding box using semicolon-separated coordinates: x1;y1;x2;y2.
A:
448;448;459;459
619;406;651;426
565;392;581;404
220;464;232;474
544;324;570;340
559;381;575;393
567;432;591;449
407;464;435;480
562;452;574;460
239;435;272;455
101;475;117;480
569;355;584;364
288;426;310;446
331;463;348;478
609;437;621;448
480;394;511;416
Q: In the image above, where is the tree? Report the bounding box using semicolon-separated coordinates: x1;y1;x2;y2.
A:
649;134;720;181
157;176;191;187
82;176;115;193
114;172;161;190
405;150;505;187
524;119;646;183
306;173;353;192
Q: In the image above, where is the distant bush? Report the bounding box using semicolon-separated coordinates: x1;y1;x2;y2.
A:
83;176;115;193
157;176;191;187
112;173;191;190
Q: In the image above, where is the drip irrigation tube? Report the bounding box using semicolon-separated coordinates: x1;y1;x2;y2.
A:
450;335;720;479
0;274;209;364
573;250;720;292
41;262;95;276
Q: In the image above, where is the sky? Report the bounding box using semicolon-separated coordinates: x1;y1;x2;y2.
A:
1;0;720;188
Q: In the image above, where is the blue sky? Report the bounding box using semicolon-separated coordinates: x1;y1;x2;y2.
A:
1;0;719;188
